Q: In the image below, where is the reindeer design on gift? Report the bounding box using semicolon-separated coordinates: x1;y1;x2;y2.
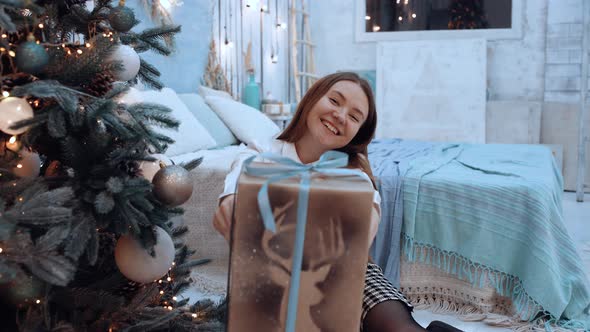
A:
261;202;345;331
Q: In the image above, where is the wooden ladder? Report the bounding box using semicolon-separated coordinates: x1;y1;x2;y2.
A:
290;0;318;103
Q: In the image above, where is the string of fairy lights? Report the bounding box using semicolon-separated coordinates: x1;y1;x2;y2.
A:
365;0;417;32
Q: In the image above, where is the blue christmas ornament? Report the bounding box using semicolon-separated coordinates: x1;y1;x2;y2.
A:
109;4;135;33
15;34;48;75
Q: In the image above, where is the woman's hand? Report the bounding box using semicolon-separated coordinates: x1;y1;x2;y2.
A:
368;203;381;248
213;194;235;243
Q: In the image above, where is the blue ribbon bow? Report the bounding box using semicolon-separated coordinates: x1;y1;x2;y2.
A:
242;150;365;332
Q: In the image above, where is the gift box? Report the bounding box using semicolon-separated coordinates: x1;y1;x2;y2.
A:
227;153;374;332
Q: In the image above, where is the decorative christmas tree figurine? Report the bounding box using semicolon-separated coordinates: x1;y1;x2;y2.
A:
0;2;225;331
448;0;489;30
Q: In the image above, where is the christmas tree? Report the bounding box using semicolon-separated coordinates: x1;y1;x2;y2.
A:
0;0;225;330
448;0;489;30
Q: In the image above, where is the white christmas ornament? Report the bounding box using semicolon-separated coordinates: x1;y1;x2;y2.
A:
13;150;40;178
115;226;175;284
0;97;34;135
110;44;140;81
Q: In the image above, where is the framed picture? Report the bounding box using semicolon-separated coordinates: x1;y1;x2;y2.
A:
355;0;523;42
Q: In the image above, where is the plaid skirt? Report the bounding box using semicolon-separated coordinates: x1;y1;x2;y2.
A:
362;262;413;322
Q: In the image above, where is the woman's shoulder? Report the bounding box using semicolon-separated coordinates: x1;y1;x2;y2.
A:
247;137;288;155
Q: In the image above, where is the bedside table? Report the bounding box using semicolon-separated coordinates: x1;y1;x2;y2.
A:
266;114;293;129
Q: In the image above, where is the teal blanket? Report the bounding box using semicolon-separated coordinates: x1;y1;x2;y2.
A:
402;143;590;327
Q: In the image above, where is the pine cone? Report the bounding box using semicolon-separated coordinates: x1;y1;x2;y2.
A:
119;160;141;178
83;71;114;97
0;73;38;92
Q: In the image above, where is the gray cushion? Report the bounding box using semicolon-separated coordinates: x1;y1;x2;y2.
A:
178;93;239;148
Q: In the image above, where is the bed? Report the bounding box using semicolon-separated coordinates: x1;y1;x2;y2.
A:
368;138;590;329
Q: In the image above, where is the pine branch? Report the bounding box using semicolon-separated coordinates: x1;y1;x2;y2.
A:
0;5;15;32
44;36;121;86
180;157;203;172
124;307;181;332
64;216;92;261
137;57;164;90
11;80;80;114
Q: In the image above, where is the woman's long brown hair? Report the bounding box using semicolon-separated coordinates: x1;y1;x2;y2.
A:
277;72;378;188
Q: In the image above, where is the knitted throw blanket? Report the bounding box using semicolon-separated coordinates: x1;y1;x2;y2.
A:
401;142;590;329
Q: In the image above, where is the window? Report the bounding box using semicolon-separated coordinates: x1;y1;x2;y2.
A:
356;0;522;42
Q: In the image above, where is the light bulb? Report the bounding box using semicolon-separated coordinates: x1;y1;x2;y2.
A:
398;16;403;21
373;25;381;32
2;91;9;97
365;15;371;20
412;13;416;18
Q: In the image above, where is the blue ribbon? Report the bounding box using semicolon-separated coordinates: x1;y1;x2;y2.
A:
242;150;365;332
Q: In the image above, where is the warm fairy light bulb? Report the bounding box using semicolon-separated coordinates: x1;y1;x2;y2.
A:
36;299;41;304
8;50;15;57
1;34;7;38
167;277;172;282
0;47;5;52
373;25;381;32
8;136;16;143
158;280;163;283
77;49;83;54
61;43;65;48
2;91;9;97
412;13;417;18
85;43;91;48
192;313;197;318
167;306;173;310
38;23;44;28
160;290;164;294
172;262;175;265
0;248;3;253
172;296;177;301
67;50;72;55
365;15;371;20
398;16;403;21
16;164;23;169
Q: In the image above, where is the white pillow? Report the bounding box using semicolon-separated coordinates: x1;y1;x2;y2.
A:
120;87;217;157
198;85;234;100
204;96;280;145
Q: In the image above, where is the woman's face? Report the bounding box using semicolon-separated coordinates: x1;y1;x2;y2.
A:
304;81;369;150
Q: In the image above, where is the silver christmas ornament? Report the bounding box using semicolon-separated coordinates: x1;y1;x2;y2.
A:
109;4;135;33
152;165;193;207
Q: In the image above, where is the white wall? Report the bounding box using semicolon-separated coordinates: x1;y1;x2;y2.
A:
310;0;548;102
544;0;586;103
129;1;290;102
128;1;213;93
